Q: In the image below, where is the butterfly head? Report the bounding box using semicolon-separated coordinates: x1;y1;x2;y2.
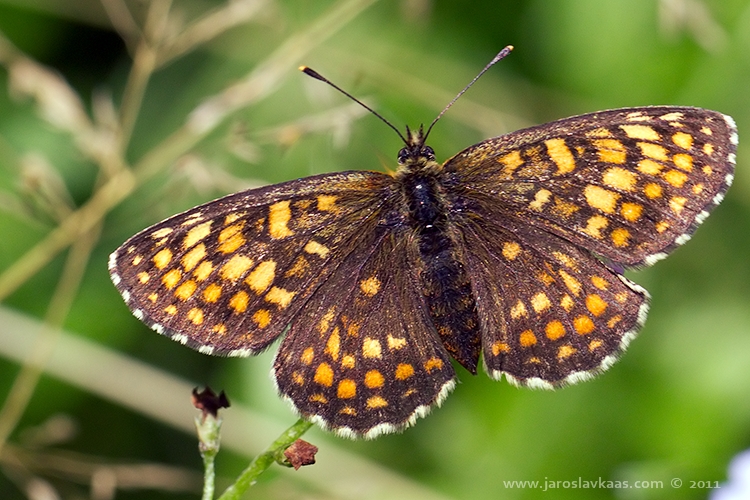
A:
397;125;436;170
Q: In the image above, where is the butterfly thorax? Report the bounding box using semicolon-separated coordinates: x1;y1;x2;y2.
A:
393;130;483;374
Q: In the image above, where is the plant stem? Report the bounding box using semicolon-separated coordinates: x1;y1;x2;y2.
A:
217;418;313;500
201;437;217;500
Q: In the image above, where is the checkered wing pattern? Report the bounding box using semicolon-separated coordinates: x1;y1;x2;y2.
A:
444;106;736;387
458;213;648;387
273;229;456;438
109;171;391;356
110;170;457;437
446;107;736;267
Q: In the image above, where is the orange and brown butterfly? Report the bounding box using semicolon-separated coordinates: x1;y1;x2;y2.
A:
109;46;737;439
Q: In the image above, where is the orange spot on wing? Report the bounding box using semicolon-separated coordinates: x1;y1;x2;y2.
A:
520;330;537;347
545;321;566;340
574;316;595;335
395;363;415;379
337;379;356;399
314;363;334;387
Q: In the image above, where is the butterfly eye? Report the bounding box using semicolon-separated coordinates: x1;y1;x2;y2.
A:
422;146;435;161
397;147;410;164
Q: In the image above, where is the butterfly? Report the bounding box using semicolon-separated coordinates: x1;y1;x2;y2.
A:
109;47;737;438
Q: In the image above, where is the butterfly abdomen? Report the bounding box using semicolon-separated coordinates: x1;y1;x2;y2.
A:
400;171;482;373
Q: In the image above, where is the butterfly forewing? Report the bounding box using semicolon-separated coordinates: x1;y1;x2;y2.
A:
445;107;737;267
109;171;392;355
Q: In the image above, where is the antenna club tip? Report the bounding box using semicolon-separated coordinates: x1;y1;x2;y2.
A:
300;66;325;81
490;45;515;64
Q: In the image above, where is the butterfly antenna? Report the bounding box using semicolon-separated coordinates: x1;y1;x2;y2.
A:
423;45;514;143
300;66;410;146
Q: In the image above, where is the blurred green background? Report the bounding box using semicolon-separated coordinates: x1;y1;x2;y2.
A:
0;0;748;499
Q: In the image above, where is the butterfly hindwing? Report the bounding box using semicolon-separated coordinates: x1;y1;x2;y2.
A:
455;212;649;388
273;227;456;438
